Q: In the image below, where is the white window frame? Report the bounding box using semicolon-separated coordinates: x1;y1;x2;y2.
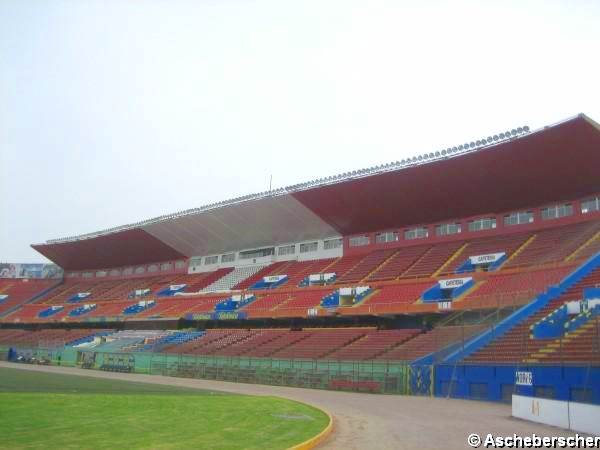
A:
278;245;296;256
404;227;429;240
504;211;534;226
581;197;600;214
541;204;573;221
221;253;235;263
204;255;219;265
299;242;318;253
468;218;497;232
349;235;370;247
375;231;399;244
323;238;343;250
435;223;462;236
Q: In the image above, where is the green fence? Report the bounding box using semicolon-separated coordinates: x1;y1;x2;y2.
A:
3;346;431;395
147;353;412;394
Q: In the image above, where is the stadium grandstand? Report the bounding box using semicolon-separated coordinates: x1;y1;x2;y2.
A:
2;113;600;405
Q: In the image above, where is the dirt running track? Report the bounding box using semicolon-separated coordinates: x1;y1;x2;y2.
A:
0;361;581;450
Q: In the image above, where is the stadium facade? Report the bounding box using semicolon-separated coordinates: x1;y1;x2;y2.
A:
1;113;600;404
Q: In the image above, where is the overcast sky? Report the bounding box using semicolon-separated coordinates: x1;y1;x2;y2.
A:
1;0;599;263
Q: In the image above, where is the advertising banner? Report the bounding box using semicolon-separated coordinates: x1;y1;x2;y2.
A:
0;263;63;279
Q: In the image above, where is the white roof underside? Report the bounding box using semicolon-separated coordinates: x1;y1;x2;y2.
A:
142;194;339;257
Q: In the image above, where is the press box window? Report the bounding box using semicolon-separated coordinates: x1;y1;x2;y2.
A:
581;197;600;214
541;204;573;220
375;231;399;243
300;242;318;253
404;227;428;240
323;238;342;250
239;248;275;260
468;218;496;232
504;211;534;226
278;245;296;256
221;253;235;263
435;223;461;236
204;255;218;265
349;235;370;247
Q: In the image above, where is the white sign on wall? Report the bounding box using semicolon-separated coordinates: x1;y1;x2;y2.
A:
264;275;286;283
469;252;505;265
516;371;533;386
439;277;472;289
307;308;319;317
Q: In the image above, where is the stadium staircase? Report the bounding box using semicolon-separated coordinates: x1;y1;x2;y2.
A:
433;243;469;277
500;234;537;266
566;230;600;262
504;221;600;268
178;268;235;293
336;250;396;284
232;263;289;290
402;241;465;278
201;265;269;292
525;320;599;363
366;245;430;281
360;250;401;282
327;255;367;282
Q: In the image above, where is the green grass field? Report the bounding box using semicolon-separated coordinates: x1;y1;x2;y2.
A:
0;367;329;450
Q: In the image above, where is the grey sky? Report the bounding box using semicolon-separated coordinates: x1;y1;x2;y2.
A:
1;0;599;263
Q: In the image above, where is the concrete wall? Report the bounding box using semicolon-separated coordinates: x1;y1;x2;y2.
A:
512;395;600;435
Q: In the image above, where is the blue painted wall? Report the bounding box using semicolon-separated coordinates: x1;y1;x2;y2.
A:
432;364;600;404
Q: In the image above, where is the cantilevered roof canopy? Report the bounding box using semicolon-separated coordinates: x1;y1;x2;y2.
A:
293;114;600;234
33;229;185;271
32;114;600;271
142;194;340;257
